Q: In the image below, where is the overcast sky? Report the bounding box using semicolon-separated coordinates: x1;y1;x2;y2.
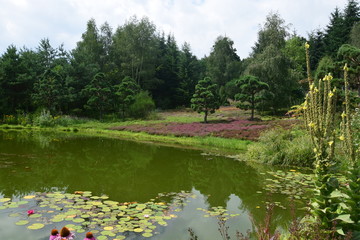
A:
0;0;349;58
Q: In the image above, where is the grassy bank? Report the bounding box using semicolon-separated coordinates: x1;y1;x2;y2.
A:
1;108;300;155
0;121;251;154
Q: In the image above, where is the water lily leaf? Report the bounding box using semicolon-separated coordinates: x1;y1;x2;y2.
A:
134;228;144;232
9;213;21;217
23;195;35;199
15;220;29;225
73;218;85;223
142;232;153;237
29;214;42;218
27;223;45;230
97;236;108;240
0;198;11;202
114;236;126;240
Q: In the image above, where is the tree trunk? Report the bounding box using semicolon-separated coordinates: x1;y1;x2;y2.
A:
204;111;208;123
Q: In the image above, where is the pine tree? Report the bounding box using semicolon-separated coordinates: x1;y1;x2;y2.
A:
82;72;112;119
235;75;269;120
323;7;346;58
115;76;139;118
343;0;360;43
191;77;220;123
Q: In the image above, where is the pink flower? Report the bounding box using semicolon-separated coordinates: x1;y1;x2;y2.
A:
27;209;34;215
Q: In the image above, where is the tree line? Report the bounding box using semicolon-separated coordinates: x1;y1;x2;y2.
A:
0;0;359;120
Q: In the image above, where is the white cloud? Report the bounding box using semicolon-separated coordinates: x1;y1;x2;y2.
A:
0;0;349;58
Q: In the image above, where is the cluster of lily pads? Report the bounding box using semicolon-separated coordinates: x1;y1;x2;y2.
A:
263;170;314;201
0;190;197;239
196;206;240;220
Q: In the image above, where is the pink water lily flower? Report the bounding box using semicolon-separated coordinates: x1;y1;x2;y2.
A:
27;209;34;215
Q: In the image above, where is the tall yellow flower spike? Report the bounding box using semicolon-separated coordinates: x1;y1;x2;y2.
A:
305;42;310;49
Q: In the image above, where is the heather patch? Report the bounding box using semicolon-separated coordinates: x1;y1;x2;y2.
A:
110;118;300;141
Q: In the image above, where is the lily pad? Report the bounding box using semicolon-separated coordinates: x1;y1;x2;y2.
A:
27;223;45;230
15;220;29;226
142;232;153;237
0;198;11;202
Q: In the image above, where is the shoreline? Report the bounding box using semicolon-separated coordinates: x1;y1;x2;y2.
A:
0;124;251;156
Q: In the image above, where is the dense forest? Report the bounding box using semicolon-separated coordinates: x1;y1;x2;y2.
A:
0;0;359;120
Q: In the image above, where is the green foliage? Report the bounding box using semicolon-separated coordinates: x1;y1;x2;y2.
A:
176;43;202;107
351;108;360;147
33;109;55;127
246;128;315;167
315;56;336;81
284;35;307;80
82;72;113;119
337;44;360;96
235;75;269;120
252;12;289;55
247;44;300;112
304;43;339;230
223;79;238;100
115;76;139;118
191;77;220;123
307;29;326;71
128;91;155;119
206;36;241;87
153;34;180;109
32;65;66;113
343;0;360;43
350;22;360;48
112;16;158;89
304;43;360;236
323;7;347;58
53;115;87;127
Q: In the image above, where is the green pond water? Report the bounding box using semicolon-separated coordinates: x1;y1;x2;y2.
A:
0;130;311;240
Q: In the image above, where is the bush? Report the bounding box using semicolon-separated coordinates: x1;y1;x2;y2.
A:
33;109;55;127
53;115;87;126
2;114;17;124
246;128;315;167
129;91;155;119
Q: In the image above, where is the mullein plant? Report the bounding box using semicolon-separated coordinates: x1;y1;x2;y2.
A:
303;42;339;230
304;43;360;237
338;64;360;235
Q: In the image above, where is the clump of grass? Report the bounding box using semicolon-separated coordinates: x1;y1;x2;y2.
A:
246;127;315;167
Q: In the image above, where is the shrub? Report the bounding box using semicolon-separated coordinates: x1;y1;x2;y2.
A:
129;91;155;119
246;128;315;167
53;115;87;126
33;109;55;127
2;114;17;124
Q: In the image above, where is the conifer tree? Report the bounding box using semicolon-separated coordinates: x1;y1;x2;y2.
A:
191;77;220;123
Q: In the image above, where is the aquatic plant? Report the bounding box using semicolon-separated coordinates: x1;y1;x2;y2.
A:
0;191;197;239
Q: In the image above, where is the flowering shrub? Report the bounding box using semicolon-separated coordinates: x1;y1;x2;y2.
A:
2;114;16;124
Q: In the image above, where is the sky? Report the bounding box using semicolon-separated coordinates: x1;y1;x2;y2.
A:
0;0;349;58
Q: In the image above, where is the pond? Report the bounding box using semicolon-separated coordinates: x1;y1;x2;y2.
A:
0;130;311;240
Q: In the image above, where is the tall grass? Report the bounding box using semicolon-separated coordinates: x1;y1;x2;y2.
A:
246;128;315;167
